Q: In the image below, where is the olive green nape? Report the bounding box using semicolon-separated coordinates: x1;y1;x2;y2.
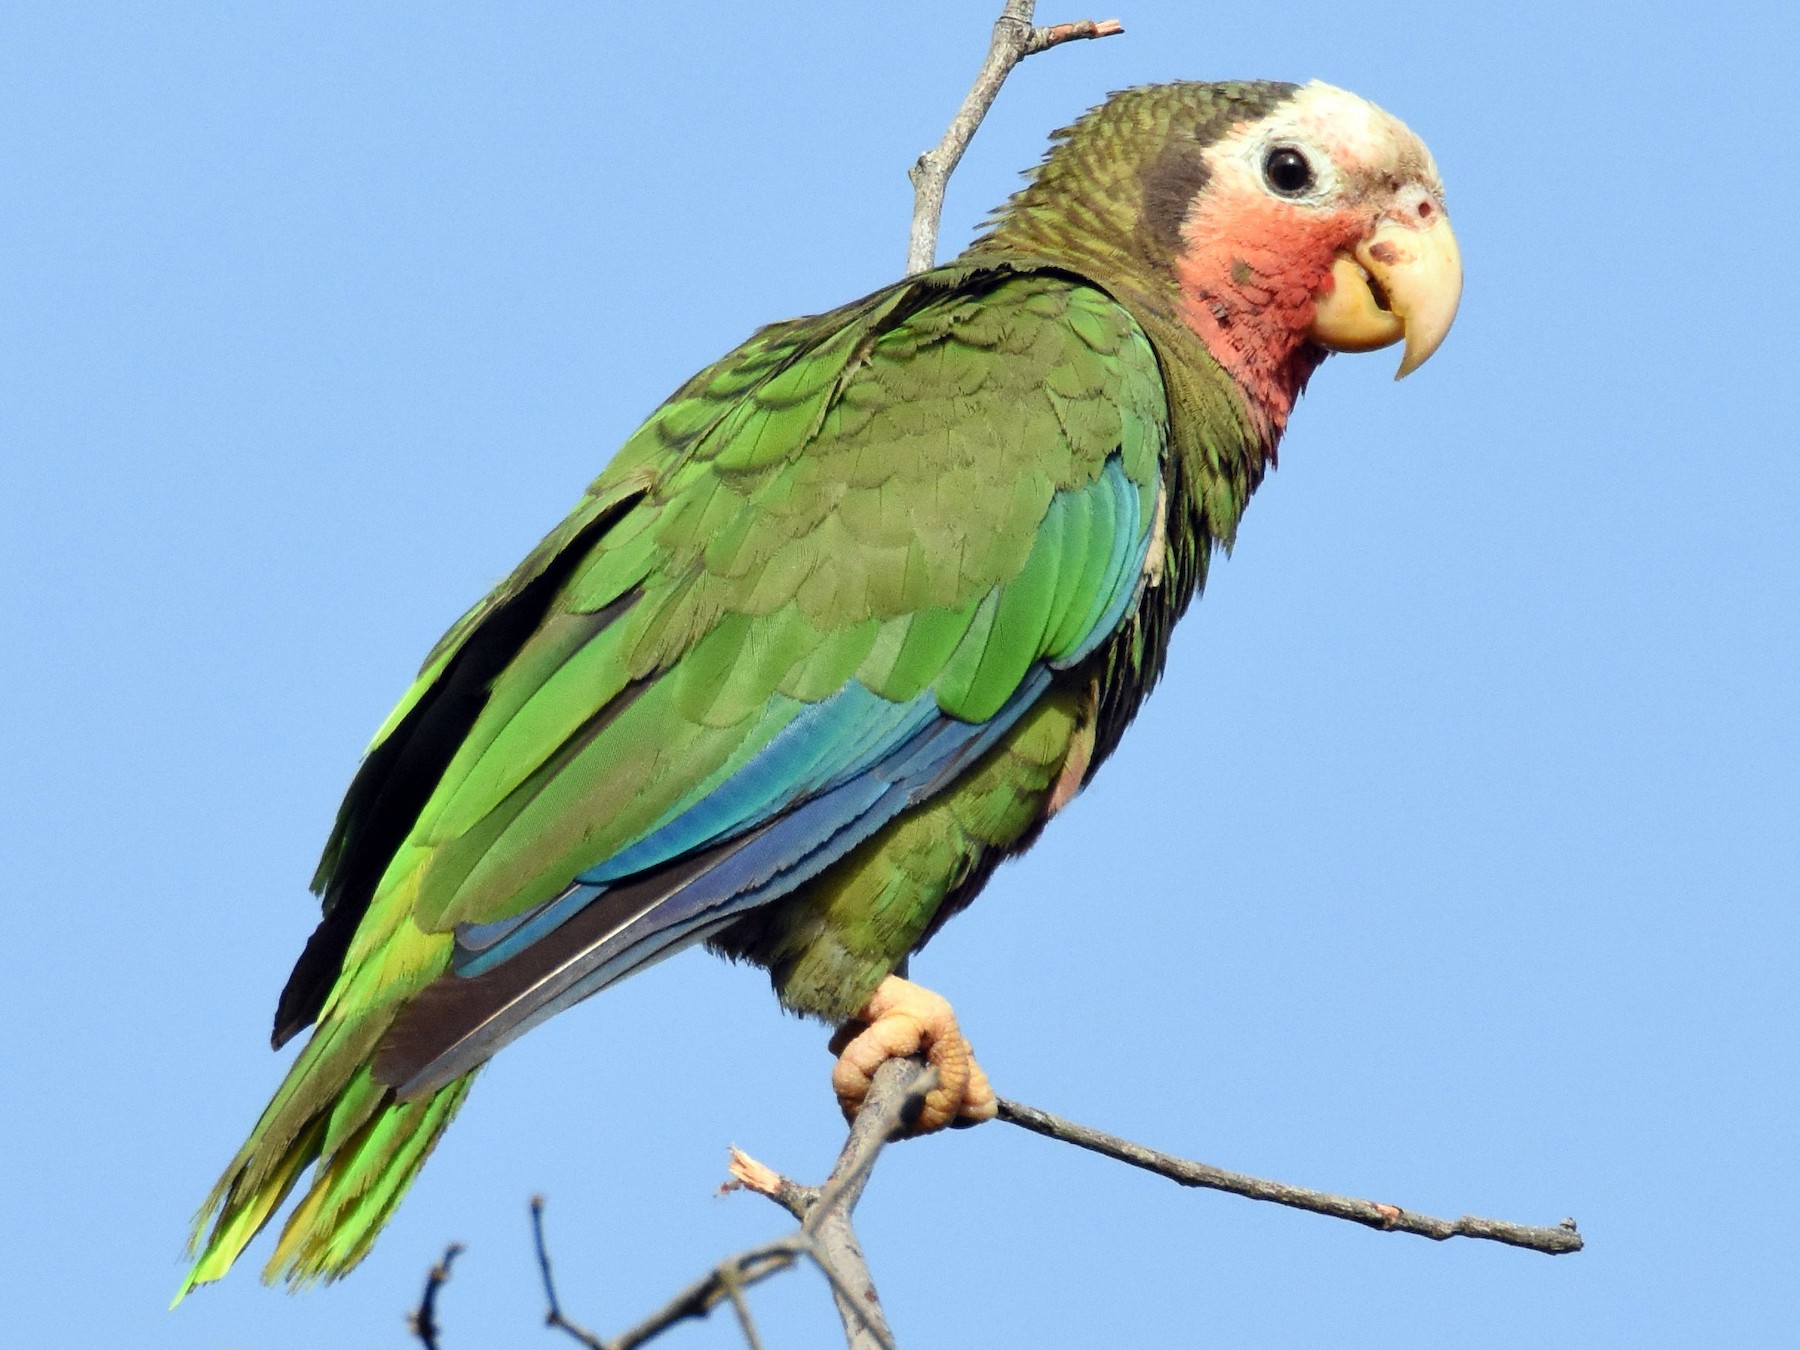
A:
973;80;1301;311
966;79;1291;559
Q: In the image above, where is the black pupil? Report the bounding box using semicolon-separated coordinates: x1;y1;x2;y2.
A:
1266;147;1313;194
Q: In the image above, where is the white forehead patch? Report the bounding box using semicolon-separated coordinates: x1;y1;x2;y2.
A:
1207;80;1443;206
1288;83;1411;170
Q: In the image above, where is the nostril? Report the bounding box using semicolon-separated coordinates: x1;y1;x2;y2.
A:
1417;199;1434;219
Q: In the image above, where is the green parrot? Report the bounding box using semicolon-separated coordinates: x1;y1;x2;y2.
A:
182;78;1461;1294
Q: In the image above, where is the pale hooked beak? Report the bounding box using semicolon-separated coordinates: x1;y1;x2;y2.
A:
1309;202;1462;378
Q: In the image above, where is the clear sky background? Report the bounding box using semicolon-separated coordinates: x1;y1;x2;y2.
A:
3;2;1795;1346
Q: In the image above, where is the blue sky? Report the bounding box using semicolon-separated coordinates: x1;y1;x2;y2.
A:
3;2;1795;1346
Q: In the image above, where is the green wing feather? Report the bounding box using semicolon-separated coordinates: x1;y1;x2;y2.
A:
182;266;1169;1294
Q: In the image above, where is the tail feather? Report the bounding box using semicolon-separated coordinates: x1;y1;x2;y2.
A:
229;1014;384;1200
175;1115;328;1303
268;1073;475;1285
178;869;465;1301
178;1059;474;1301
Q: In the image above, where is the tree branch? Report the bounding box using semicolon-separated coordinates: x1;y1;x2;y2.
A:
797;1058;931;1347
593;1245;798;1350
517;1062;937;1350
531;1196;607;1349
905;1;1123;274
437;1070;1581;1349
996;1097;1584;1256
725;1059;937;1350
718;1266;768;1350
406;1242;463;1350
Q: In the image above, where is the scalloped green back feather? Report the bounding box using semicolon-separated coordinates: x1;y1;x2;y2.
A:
184;267;1171;1294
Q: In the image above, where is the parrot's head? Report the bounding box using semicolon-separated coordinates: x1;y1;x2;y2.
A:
980;79;1462;435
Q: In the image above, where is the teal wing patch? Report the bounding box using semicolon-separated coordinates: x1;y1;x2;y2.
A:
306;269;1168;1086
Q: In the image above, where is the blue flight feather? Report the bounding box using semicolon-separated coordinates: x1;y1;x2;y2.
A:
455;686;935;969
449;668;1049;984
578;683;938;884
446;459;1144;990
410;669;1054;1092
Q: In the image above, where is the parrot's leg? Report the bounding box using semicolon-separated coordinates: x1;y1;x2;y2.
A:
828;976;997;1133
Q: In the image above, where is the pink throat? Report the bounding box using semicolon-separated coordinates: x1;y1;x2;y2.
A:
1172;190;1364;445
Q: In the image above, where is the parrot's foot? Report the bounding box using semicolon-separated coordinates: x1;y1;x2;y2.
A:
828;976;996;1134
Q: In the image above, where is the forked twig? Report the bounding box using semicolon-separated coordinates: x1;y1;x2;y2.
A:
406;1242;463;1350
552;1062;934;1350
530;1196;606;1348
906;0;1123;274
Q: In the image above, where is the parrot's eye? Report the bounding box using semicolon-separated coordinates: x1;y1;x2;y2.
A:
1263;146;1315;197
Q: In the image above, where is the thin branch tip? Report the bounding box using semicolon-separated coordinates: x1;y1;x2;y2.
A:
1026;18;1125;54
596;1059;930;1350
725;1146;819;1220
906;0;1125;274
407;1242;465;1350
994;1096;1585;1257
531;1195;607;1348
724;1146;781;1195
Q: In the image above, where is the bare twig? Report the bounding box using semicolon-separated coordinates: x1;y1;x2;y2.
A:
1026;19;1125;54
407;1242;463;1350
727;1147;819;1222
802;1243;898;1350
550;1063;936;1350
905;0;1123;274
601;1244;801;1350
801;1059;929;1348
718;1267;767;1350
439;1068;1580;1350
809;1059;930;1228
996;1097;1584;1256
531;1196;606;1349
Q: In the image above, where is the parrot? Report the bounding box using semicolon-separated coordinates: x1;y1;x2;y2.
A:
181;77;1462;1294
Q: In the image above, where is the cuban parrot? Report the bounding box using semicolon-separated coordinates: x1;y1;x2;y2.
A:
182;78;1461;1294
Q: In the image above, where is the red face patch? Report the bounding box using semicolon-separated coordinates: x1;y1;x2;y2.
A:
1173;178;1369;440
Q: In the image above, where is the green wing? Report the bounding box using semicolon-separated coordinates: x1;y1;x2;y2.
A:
184;266;1168;1293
